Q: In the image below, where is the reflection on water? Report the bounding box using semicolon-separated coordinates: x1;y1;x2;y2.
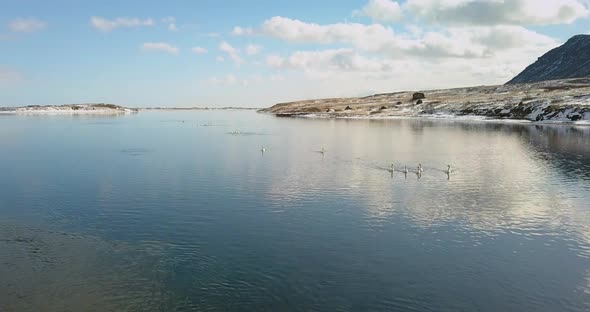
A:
0;112;589;311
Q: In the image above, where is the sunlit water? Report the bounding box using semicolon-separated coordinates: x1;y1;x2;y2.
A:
1;111;589;311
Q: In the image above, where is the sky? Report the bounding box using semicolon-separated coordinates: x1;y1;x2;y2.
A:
1;0;590;108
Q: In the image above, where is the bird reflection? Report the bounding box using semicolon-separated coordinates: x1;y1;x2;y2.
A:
444;165;452;180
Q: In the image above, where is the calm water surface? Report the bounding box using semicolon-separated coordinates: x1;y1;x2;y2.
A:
1;111;589;311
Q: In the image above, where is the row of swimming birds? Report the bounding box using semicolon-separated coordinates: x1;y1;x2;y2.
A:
260;146;453;175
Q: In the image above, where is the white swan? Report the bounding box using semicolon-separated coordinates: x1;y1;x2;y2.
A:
390;163;394;172
403;166;409;174
261;146;266;153
417;164;424;173
444;165;452;174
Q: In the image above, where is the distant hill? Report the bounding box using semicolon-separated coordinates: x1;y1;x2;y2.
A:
507;34;590;84
262;78;590;123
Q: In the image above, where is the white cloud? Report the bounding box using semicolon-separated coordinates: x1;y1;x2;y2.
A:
354;0;403;22
162;17;178;31
141;42;179;54
219;41;243;64
260;16;409;52
207;74;237;85
246;44;262;55
192;47;208;54
406;0;589;26
270;74;285;82
259;22;558;94
9;18;47;33
257;16;557;58
232;26;253;35
267;49;400;74
91;16;154;32
266;55;285;67
231;1;569;101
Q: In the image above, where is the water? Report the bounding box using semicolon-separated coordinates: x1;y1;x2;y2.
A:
1;111;589;311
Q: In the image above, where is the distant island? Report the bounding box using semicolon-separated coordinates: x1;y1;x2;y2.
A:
0;104;259;114
261;34;590;124
0;103;137;114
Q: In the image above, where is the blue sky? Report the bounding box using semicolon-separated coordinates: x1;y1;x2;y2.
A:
1;0;590;107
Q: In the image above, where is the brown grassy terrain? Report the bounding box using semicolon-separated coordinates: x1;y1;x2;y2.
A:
261;78;590;122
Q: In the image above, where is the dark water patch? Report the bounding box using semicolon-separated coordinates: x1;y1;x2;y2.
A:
0;222;180;312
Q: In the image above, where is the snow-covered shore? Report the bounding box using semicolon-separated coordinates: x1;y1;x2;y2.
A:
0;104;137;115
260;78;590;124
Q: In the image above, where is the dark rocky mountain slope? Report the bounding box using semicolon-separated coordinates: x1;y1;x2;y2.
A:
507;35;590;84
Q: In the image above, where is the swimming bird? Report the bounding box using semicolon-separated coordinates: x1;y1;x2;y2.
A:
444;165;452;174
320;148;326;155
390;163;395;172
261;146;266;153
403;166;409;174
417;164;424;173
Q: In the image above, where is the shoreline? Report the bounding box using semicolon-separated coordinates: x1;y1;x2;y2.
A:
263;111;590;126
0;104;260;115
261;78;590;124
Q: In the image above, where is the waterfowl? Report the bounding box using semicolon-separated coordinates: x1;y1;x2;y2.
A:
320;148;326;155
403;166;409;174
444;165;452;174
417;164;424;173
261;146;266;153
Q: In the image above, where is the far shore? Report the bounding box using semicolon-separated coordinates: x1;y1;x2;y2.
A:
2;79;589;125
260;78;590;124
0;104;260;114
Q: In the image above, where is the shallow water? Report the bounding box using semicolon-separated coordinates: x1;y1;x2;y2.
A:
1;111;589;311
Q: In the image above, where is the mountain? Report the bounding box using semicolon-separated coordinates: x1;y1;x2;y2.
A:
507;34;590;84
